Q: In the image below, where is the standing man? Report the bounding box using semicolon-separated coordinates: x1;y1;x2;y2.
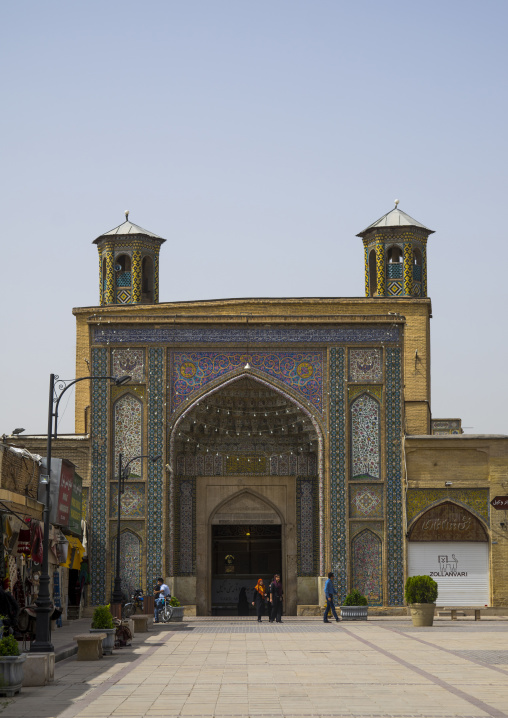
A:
269;573;283;623
323;572;340;623
154;577;171;623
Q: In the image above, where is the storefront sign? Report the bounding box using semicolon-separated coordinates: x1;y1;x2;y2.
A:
39;458;82;534
491;496;508;510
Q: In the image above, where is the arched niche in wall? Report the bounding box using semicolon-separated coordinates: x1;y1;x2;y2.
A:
113;392;143;477
111;529;142;598
351;529;383;605
350;393;380;480
408;501;488;542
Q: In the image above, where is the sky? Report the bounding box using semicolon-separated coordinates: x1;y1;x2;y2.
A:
1;0;507;436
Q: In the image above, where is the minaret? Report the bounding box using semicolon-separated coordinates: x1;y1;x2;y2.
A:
357;201;434;298
93;212;166;306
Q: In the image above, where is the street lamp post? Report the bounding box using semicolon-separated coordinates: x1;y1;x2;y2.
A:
112;453;161;606
31;372;131;654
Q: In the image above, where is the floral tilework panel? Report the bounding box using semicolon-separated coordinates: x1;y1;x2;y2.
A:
349;484;384;518
111;530;142;598
297;478;318;576
112;349;145;383
407;488;489;524
170;351;324;414
348;349;382;382
352;529;383;606
114;394;142;476
350;394;380;479
175;478;195;575
110;482;145;518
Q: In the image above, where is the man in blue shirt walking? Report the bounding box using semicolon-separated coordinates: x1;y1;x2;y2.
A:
323;571;340;623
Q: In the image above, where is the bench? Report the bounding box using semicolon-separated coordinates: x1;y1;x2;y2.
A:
73;633;106;661
438;609;482;621
131;614;151;633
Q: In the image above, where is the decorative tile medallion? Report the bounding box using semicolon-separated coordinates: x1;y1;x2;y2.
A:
385;347;404;605
113;394;142;476
112;349;145;383
352;529;383;606
349;485;384;518
110;482;145;518
407;488;489;524
350;394;380;479
387;280;402;296
170;351;324;414
146;348;164;590
348;349;382;383
90;347;108;605
330;348;347;601
111;530;142;598
296;477;318;576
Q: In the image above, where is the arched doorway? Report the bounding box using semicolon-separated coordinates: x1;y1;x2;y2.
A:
169;375;321;615
407;501;489;606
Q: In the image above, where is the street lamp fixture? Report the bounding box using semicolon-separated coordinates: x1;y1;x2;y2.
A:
112;453;161;606
31;372;131;654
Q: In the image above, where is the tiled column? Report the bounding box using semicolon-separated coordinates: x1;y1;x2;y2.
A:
146;348;164;590
403;243;413;296
90;347;109;604
104;247;115;305
131;250;142;304
375;240;385;296
329;348;347;602
385;347;404;605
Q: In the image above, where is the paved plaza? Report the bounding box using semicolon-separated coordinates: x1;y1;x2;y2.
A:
4;617;508;718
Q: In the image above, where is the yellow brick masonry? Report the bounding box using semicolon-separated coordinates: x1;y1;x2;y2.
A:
72;295;432;435
406;435;508;606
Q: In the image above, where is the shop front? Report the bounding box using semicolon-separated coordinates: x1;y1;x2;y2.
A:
407;501;489;606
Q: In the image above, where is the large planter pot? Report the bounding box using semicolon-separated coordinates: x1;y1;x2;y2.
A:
170;606;185;622
409;603;435;627
0;654;27;697
90;628;116;655
340;605;368;621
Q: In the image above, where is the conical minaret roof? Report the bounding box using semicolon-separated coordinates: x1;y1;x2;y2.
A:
357;204;434;237
93;212;166;244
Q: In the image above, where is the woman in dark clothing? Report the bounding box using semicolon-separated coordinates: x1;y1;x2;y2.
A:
269;573;283;623
252;579;267;622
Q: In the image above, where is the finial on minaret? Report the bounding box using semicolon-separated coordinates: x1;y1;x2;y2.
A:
125;210;129;221
394;199;399;208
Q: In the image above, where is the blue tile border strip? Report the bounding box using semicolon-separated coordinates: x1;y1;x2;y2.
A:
146;347;165;591
94;324;400;345
330;348;347;602
90;347;108;605
386;347;404;605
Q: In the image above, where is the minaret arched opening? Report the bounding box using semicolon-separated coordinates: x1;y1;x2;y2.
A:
368;249;377;297
142;256;154;303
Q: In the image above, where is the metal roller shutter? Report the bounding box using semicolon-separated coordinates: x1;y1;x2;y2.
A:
408;542;489;606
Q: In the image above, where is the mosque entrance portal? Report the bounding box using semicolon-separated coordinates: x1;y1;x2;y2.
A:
171;375;321;615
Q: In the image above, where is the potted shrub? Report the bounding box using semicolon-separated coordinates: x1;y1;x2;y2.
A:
169;596;184;622
340;589;368;621
0;628;26;697
405;575;438;627
90;605;116;655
